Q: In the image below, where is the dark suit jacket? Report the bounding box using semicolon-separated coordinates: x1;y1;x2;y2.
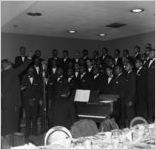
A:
1;60;31;135
14;56;28;67
47;57;60;69
112;74;126;99
125;71;136;104
78;73;91;90
102;76;115;94
49;98;77;129
136;67;148;117
114;57;123;66
33;65;43;78
147;60;155;107
90;74;103;92
60;57;71;70
47;74;57;100
22;75;43;106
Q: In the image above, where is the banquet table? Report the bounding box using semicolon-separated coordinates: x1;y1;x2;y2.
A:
10;123;155;149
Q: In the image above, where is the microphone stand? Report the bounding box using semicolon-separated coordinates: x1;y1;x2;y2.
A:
42;63;48;132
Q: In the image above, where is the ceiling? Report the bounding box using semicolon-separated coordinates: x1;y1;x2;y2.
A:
1;1;155;41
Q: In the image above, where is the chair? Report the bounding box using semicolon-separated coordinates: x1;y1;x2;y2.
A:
99;118;119;132
44;126;72;146
130;116;148;128
70;119;98;138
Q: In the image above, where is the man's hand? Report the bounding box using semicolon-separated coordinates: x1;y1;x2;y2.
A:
128;101;133;107
21;86;26;90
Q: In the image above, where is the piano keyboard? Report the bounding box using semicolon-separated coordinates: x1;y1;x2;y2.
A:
78;114;106;119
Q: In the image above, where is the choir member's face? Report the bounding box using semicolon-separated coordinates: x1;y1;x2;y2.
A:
145;48;150;56
28;68;34;77
134;47;139;54
52;50;58;57
83;50;88;56
52;60;57;67
123;50;128;57
149;51;155;59
74;64;79;72
114;50;119;57
114;66;121;75
135;61;142;69
63;51;68;58
106;68;112;76
20;47;26;56
35;50;41;58
124;63;131;72
86;60;92;67
57;69;63;77
75;52;80;58
34;58;40;66
67;69;73;76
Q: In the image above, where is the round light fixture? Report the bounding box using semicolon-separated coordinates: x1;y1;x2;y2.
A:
98;33;106;37
67;30;77;34
131;8;144;13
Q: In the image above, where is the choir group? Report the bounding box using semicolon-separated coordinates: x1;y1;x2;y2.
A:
1;43;155;138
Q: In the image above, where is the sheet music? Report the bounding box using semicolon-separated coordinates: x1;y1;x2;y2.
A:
74;89;90;102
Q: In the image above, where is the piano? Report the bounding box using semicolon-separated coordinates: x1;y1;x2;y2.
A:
75;93;119;123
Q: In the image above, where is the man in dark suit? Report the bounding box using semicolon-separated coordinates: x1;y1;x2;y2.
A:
122;49;133;64
32;49;44;63
72;51;81;64
22;67;43;137
143;47;151;69
60;50;71;73
124;61;136;127
86;59;94;78
48;68;77;129
100;47;110;68
90;66;103;92
14;46;27;67
82;49;89;62
92;50;99;61
135;59;148;119
33;57;43;78
102;67;115;94
147;50;155;123
78;65;91;90
112;65;126;127
1;56;32;136
114;49;123;66
47;59;58;76
47;49;60;69
133;45;141;60
14;46;28;131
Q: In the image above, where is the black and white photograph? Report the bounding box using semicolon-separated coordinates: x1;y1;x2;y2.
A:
1;0;155;149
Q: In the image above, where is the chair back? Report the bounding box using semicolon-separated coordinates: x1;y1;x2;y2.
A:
99;118;119;132
130;116;148;128
70;119;98;138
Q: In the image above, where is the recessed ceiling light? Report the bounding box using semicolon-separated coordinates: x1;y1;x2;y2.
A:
131;8;144;13
27;12;42;16
98;33;106;37
67;30;77;34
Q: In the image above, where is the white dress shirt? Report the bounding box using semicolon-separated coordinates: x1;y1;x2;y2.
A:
21;56;25;62
29;77;33;84
35;66;39;74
